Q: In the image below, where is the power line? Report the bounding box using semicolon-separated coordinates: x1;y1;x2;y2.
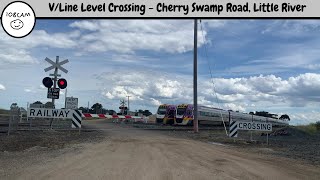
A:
199;20;228;136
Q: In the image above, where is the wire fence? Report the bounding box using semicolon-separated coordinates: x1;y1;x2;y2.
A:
0;110;77;136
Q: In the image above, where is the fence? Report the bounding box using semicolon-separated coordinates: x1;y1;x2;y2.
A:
1;110;78;136
0;107;23;135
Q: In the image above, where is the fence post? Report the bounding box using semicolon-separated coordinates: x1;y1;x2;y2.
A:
8;112;12;136
250;115;253;141
29;117;33;131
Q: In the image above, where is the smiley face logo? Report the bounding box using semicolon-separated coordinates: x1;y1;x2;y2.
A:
1;1;36;38
10;19;24;30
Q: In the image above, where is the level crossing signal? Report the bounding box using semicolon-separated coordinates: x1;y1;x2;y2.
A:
42;77;67;89
42;77;53;88
58;78;67;89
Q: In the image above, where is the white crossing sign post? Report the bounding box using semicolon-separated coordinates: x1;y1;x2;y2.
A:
229;120;238;137
27;108;82;129
71;110;82;128
65;97;78;109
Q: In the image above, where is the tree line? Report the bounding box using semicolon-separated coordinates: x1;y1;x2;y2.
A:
79;103;153;116
248;111;290;121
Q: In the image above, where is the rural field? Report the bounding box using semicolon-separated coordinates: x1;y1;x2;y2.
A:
0;119;319;180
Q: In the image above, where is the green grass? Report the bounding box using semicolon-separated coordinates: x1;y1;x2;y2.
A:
295;123;319;135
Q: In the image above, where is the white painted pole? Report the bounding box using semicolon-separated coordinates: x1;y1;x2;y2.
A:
64;88;67;108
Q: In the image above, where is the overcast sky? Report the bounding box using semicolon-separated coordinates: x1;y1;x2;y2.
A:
0;20;320;125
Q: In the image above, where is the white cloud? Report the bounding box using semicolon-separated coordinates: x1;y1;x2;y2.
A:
227;43;320;75
150;98;162;106
1;20;210;67
224;103;246;112
0;49;37;65
69;20;207;54
24;30;80;49
24;89;32;93
0;84;5;90
0;29;79;66
104;92;115;99
23;84;54;94
290;111;320;125
204;20;228;28
261;20;320;37
305;64;320;70
201;20;320;76
94;71;320;123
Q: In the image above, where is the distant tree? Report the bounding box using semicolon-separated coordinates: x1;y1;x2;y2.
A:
315;121;320;131
255;111;275;118
108;110;116;115
79;107;90;113
91;103;103;114
101;108;109;114
143;110;152;116
44;102;54;108
33;101;43;104
279;114;290;121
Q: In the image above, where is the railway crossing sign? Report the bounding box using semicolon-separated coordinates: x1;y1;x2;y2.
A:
27;108;82;128
43;56;69;105
47;88;60;99
229;121;272;138
65;97;78;109
238;121;272;132
44;57;69;73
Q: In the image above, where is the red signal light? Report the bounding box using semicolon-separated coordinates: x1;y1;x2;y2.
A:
57;78;67;89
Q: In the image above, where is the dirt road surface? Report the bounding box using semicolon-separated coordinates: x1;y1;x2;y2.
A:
4;120;320;180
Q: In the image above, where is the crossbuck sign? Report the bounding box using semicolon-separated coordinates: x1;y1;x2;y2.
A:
27;108;82;128
44;57;69;73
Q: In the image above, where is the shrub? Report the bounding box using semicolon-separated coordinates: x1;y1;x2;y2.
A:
296;123;317;135
316;121;320;131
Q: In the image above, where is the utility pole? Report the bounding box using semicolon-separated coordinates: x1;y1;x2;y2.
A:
193;19;199;133
44;55;69;108
43;56;69;128
64;88;67;108
120;99;126;115
52;56;59;109
126;95;131;114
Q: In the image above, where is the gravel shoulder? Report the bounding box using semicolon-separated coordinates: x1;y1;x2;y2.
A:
0;120;319;180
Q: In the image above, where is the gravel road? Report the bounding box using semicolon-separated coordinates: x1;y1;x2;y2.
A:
1;120;319;180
